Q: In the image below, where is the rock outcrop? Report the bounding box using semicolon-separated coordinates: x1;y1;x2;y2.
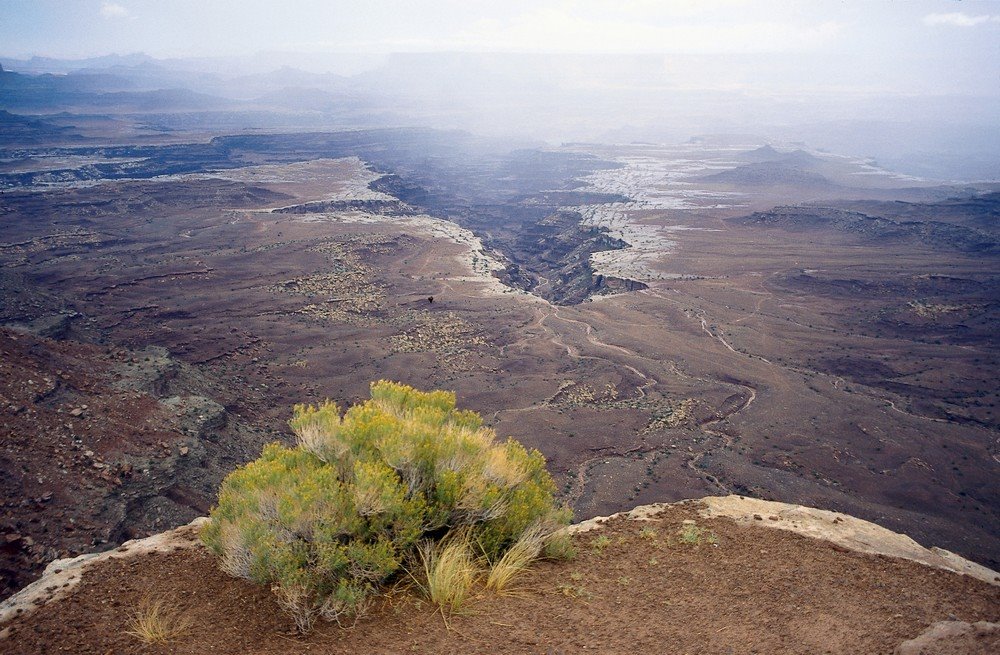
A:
568;496;999;586
0;517;206;627
894;620;1000;655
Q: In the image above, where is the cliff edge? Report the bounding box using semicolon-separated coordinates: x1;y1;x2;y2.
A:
2;497;997;654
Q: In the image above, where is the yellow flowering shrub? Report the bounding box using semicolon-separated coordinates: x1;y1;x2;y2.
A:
202;380;569;632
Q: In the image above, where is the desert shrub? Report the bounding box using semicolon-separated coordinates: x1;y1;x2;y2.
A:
202;380;569;632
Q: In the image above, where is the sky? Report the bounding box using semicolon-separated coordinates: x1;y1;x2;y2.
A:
0;0;998;102
1;0;998;67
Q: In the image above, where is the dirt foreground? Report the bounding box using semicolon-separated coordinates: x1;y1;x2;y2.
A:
2;498;998;655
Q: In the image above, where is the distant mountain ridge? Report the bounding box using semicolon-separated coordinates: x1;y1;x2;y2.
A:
0;110;82;145
698;160;836;188
737;144;823;166
0;66;232;112
1;52;998;180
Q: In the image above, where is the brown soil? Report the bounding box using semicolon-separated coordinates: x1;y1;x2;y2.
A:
4;506;997;655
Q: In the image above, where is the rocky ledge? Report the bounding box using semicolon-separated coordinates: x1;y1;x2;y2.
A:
3;495;997;632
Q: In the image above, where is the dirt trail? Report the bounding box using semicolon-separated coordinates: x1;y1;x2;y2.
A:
546;306;654;392
492;301;656;423
507;296;764;503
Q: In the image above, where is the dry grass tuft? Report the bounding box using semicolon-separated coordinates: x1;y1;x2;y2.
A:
125;595;192;644
484;525;547;592
413;534;480;613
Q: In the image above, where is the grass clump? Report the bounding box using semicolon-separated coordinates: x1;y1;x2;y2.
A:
591;534;612;553
414;534;479;613
677;522;718;546
484;524;548;592
202;380;570;632
125;596;192;645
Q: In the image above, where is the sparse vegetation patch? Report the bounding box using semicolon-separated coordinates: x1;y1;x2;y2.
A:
267;237;387;323
907;300;973;318
550;381;694;433
676;522;718;546
389;311;490;371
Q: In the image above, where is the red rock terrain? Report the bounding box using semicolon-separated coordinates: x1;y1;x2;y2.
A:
0;326;272;597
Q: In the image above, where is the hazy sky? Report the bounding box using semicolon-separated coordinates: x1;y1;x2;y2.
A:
2;0;999;61
1;1;997;176
0;0;997;99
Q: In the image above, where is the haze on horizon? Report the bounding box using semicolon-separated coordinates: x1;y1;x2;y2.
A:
3;0;998;89
2;0;999;180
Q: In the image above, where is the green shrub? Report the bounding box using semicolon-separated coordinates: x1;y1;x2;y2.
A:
201;380;570;632
541;530;577;561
